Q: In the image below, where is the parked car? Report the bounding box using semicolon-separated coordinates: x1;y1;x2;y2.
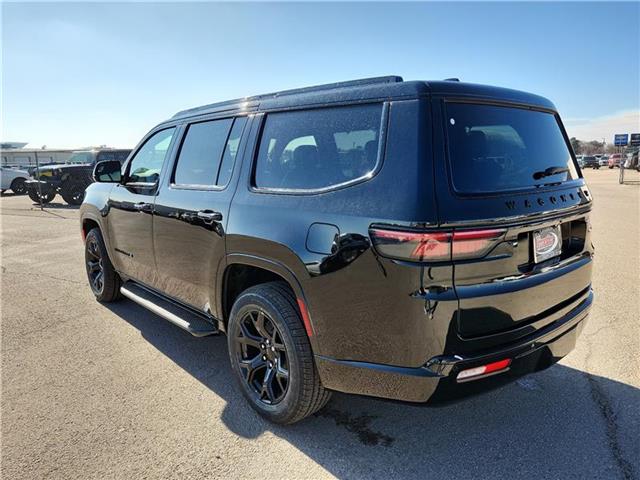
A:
608;153;623;168
80;76;594;424
576;155;585;168
26;149;131;205
0;166;30;194
598;155;609;167
581;155;599;169
624;151;639;170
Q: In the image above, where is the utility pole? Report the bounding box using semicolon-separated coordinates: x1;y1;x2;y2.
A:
34;150;43;211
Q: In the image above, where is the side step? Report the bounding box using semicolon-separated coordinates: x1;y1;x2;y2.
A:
120;283;219;337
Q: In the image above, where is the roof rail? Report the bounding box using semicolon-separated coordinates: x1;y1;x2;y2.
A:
444;77;460;82
268;75;404;98
172;76;403;119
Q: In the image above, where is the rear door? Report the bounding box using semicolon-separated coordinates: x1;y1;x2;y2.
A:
432;99;594;350
152;116;248;313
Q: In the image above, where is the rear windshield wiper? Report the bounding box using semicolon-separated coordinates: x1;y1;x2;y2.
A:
533;166;569;180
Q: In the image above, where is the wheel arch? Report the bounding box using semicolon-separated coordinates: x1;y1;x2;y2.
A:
10;176;27;185
80;211;115;264
220;254;314;339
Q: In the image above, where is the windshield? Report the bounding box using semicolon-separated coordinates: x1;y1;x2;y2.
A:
446;103;578;193
67;152;94;164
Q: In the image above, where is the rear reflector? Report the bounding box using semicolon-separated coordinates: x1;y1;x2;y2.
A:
456;358;512;382
296;298;314;338
370;227;505;262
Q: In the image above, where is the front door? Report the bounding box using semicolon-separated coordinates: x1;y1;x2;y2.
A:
108;127;177;286
153;116;248;313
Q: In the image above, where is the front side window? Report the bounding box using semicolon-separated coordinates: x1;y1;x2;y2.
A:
254;104;384;191
446;103;578;193
127;128;175;184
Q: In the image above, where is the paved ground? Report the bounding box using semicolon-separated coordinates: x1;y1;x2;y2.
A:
1;169;638;480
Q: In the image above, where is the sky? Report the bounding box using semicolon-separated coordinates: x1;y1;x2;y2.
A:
2;1;639;149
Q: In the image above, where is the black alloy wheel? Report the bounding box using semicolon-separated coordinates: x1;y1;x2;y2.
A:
235;309;289;405
10;178;27;195
228;282;331;424
61;181;86;205
84;228;121;302
27;186;56;204
86;234;105;295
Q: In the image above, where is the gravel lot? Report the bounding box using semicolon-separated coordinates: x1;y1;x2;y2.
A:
1;168;638;480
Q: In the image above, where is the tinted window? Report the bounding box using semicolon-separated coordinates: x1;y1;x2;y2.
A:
254;104;383;190
217;117;247;186
115;151;130;163
96;151;130;164
128;128;175;184
446;103;578;193
97;152;115;162
67;152;94;164
174;119;232;186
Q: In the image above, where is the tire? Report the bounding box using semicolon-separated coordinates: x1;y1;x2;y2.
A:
10;178;27;195
27;185;56;204
228;282;331;424
85;228;121;302
60;180;86;205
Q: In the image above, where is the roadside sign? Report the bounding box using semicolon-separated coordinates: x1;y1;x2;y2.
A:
630;133;640;147
614;134;629;146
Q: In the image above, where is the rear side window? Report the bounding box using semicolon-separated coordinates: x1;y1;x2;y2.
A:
173;117;246;187
446;103;578;193
254;104;384;191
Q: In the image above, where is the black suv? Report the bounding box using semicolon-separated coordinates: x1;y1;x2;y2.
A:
80;76;594;424
26;149;131;205
581;155;600;169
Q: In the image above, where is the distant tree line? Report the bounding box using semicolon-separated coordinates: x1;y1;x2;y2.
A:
569;138;619;155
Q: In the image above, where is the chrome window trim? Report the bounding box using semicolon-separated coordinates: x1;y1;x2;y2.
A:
250;101;390;196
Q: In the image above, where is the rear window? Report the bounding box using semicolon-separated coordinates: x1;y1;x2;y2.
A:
254;104;383;191
446;103;578;193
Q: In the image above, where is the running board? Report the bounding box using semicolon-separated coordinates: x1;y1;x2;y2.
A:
120;283;219;337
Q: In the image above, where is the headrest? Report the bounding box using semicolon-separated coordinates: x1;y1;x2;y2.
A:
467;130;487;157
364;140;378;163
293;145;319;167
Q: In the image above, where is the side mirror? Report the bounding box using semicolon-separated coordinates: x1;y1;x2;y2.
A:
93;160;122;183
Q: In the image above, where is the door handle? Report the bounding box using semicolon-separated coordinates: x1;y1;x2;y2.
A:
133;202;152;212
196;210;223;222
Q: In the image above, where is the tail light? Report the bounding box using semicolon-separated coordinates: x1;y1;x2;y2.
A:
369;227;505;262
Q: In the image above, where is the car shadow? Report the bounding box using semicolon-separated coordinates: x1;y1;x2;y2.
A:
30;201;80;210
104;300;639;479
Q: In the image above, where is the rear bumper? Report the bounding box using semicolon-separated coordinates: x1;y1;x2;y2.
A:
316;289;592;403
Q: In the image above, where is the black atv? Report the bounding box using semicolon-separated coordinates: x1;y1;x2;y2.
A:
25;149;130;205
